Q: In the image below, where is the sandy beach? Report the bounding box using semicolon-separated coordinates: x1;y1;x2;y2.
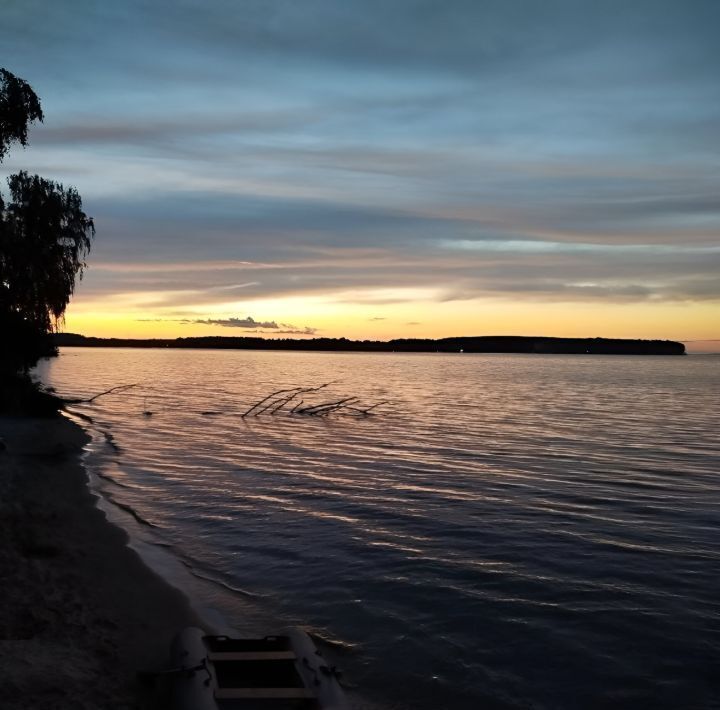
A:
0;414;200;709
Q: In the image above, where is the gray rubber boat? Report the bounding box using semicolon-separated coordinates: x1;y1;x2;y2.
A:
169;627;350;710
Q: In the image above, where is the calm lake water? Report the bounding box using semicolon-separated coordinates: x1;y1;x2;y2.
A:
37;348;720;710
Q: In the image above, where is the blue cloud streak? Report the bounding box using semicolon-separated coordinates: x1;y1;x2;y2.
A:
1;0;718;314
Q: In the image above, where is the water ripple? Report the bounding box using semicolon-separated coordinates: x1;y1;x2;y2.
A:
39;349;720;710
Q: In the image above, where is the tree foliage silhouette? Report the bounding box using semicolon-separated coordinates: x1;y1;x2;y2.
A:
0;68;94;381
0;68;43;161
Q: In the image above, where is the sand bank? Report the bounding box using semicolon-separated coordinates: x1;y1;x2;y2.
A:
0;414;200;709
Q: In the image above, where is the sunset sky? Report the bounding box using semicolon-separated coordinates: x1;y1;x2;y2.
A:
1;0;718;351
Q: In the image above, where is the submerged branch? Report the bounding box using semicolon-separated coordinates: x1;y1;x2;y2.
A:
241;386;304;417
346;401;389;415
243;385;386;419
56;379;386;421
61;383;139;404
241;382;334;418
296;397;359;415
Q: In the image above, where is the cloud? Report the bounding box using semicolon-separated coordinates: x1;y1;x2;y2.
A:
187;316;278;329
76;235;720;309
3;0;720;327
274;327;318;336
175;316;318;336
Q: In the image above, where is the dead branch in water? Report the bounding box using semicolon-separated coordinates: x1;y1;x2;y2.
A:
241;386;303;417
295;396;359;416
241;383;333;417
61;383;139;404
346;401;389;415
243;385;386;418
60;380;387;420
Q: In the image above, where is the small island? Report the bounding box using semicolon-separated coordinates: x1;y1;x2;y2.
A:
53;334;686;356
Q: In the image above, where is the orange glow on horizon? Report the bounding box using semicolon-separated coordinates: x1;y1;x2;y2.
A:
61;293;719;352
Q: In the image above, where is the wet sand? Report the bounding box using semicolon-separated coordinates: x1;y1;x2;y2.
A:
0;415;200;709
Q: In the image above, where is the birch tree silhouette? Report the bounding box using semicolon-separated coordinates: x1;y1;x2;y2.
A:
0;68;95;377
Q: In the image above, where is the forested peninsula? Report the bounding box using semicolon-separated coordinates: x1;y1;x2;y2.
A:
53;334;686;355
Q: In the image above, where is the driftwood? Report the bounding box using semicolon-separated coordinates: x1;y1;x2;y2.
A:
60;383;138;404
266;385;333;414
58;381;387;420
242;383;332;417
242;384;387;418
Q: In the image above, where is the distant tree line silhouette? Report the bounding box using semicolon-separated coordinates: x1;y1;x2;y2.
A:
1;68;94;413
53;333;686;356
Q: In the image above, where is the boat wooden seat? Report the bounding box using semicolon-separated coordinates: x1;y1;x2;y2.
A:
208;651;297;662
215;688;316;700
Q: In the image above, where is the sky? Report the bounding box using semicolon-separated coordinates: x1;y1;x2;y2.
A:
1;0;718;351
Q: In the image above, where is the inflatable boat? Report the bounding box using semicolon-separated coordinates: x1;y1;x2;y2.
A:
169;627;349;710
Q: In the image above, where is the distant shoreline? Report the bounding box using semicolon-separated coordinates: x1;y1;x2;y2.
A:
54;333;686;356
